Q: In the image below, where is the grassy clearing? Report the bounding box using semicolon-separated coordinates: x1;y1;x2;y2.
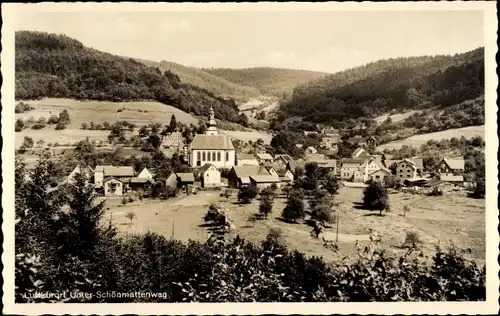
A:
220;130;273;145
377;125;485;151
105;186;485;265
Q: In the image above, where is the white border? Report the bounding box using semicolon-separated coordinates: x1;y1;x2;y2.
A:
2;2;498;315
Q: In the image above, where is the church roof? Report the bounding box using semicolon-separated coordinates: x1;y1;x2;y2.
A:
190;134;235;150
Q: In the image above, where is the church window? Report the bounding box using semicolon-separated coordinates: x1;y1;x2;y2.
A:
217;152;221;161
197;152;201;161
207;151;211;161
212;151;216;161
226;151;229;161
202;152;206;161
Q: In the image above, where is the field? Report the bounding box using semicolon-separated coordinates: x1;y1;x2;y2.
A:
15;98;272;148
377;125;485;151
374;110;424;125
106;186;485;265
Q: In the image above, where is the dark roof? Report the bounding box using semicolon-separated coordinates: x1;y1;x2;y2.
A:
176;173;195;183
199;163;217;173
103;176;124;183
189;134;235;150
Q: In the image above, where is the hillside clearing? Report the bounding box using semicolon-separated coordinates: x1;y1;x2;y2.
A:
377;125;485;151
220;130;273;145
374;109;424;125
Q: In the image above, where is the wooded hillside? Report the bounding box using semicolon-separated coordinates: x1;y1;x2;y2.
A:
203;67;329;97
15;31;244;124
279;48;484;125
138;59;261;101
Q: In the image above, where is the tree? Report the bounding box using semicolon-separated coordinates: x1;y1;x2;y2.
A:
147;134;162;150
404;231;422;249
125;210;136;225
363;181;390;216
403;205;410;217
259;197;274;218
55;120;67;130
81;122;88;130
139;125;150;138
282;190;306;223
21;136;34;149
311;204;333;226
58;109;70;125
238;186;259;204
15;118;25;132
321;174;340;195
167;114;178;133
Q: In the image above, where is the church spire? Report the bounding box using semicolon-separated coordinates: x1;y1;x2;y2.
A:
205;106;218;135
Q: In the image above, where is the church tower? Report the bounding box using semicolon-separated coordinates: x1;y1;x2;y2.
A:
205;106;218;136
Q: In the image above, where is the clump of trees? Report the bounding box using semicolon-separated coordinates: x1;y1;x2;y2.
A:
237;185;259;204
15;102;34;113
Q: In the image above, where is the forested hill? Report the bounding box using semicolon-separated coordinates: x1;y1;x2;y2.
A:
137;59;261;102
15;31;244;124
202;67;329;97
278;48;484;125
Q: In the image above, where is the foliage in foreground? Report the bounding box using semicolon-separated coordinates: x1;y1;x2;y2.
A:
15;157;486;303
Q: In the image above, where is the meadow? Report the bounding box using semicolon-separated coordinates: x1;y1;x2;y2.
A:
377;125;485;151
106;186;485;265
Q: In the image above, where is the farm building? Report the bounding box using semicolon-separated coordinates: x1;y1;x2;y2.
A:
162;132;184;149
188;107;236;169
127;177;154;192
351;147;369;159
255;153;274;165
199;163;221;188
396;158;424;180
236;153;259;166
165;172;196;189
227;165;270;188
274;154;293;167
94;165;135;187
436;158;465;176
103;177;125;196
66;165;93;184
365;136;378;148
369;168;392;186
137;167;154;179
340;158;368;182
249;174;281;189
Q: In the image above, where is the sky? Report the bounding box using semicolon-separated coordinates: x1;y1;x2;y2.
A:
14;10;484;73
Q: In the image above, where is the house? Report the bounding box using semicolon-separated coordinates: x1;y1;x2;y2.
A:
436;158;465;176
439;174;464;183
162;131;184;149
369;168;392;186
128;177;154;192
94;165;135;187
366;158;385;176
274;154;293;167
340;158;368;182
255;153;274;165
286;160;308;176
199;163;221;188
66;165;93;184
137;167;154;179
352;147;368;159
249;174;281;189
103;177;124;196
236;153;259;166
321;126;339;136
365;136;378;148
295;143;303;149
396;158;423;180
264;164;294;184
305;146;318;154
188;107;236;169
303;130;318;136
316;159;338;175
227;165;271;188
320;134;340;151
165;172;196;189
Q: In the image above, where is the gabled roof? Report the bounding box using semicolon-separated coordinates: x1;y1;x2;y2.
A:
398;158;424;170
237;153;257;160
369;167;392;176
96;165;135;177
342;158;367;166
316;159;337;168
274;154;292;163
443;158;465;170
352;147;366;158
189;134;235;150
249;174;281;183
255;153;274;160
199;163;218;173
176;172;195;183
231;165;270;179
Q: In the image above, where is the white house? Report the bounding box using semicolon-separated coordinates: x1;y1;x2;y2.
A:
66;165;93;184
340;158;368;182
369;168;392;186
188;107;236;169
199;163;221;188
103;177;124;196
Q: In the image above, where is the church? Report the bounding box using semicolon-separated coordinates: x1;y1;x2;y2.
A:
187;106;236;169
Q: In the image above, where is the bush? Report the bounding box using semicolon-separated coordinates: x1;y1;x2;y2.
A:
469;179;485;199
122;196;127;205
55;121;67;130
81;122;88;130
259;197;274;218
428;186;443;196
47;115;59;124
404;231;422;249
128;196;134;203
282;191;306;222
